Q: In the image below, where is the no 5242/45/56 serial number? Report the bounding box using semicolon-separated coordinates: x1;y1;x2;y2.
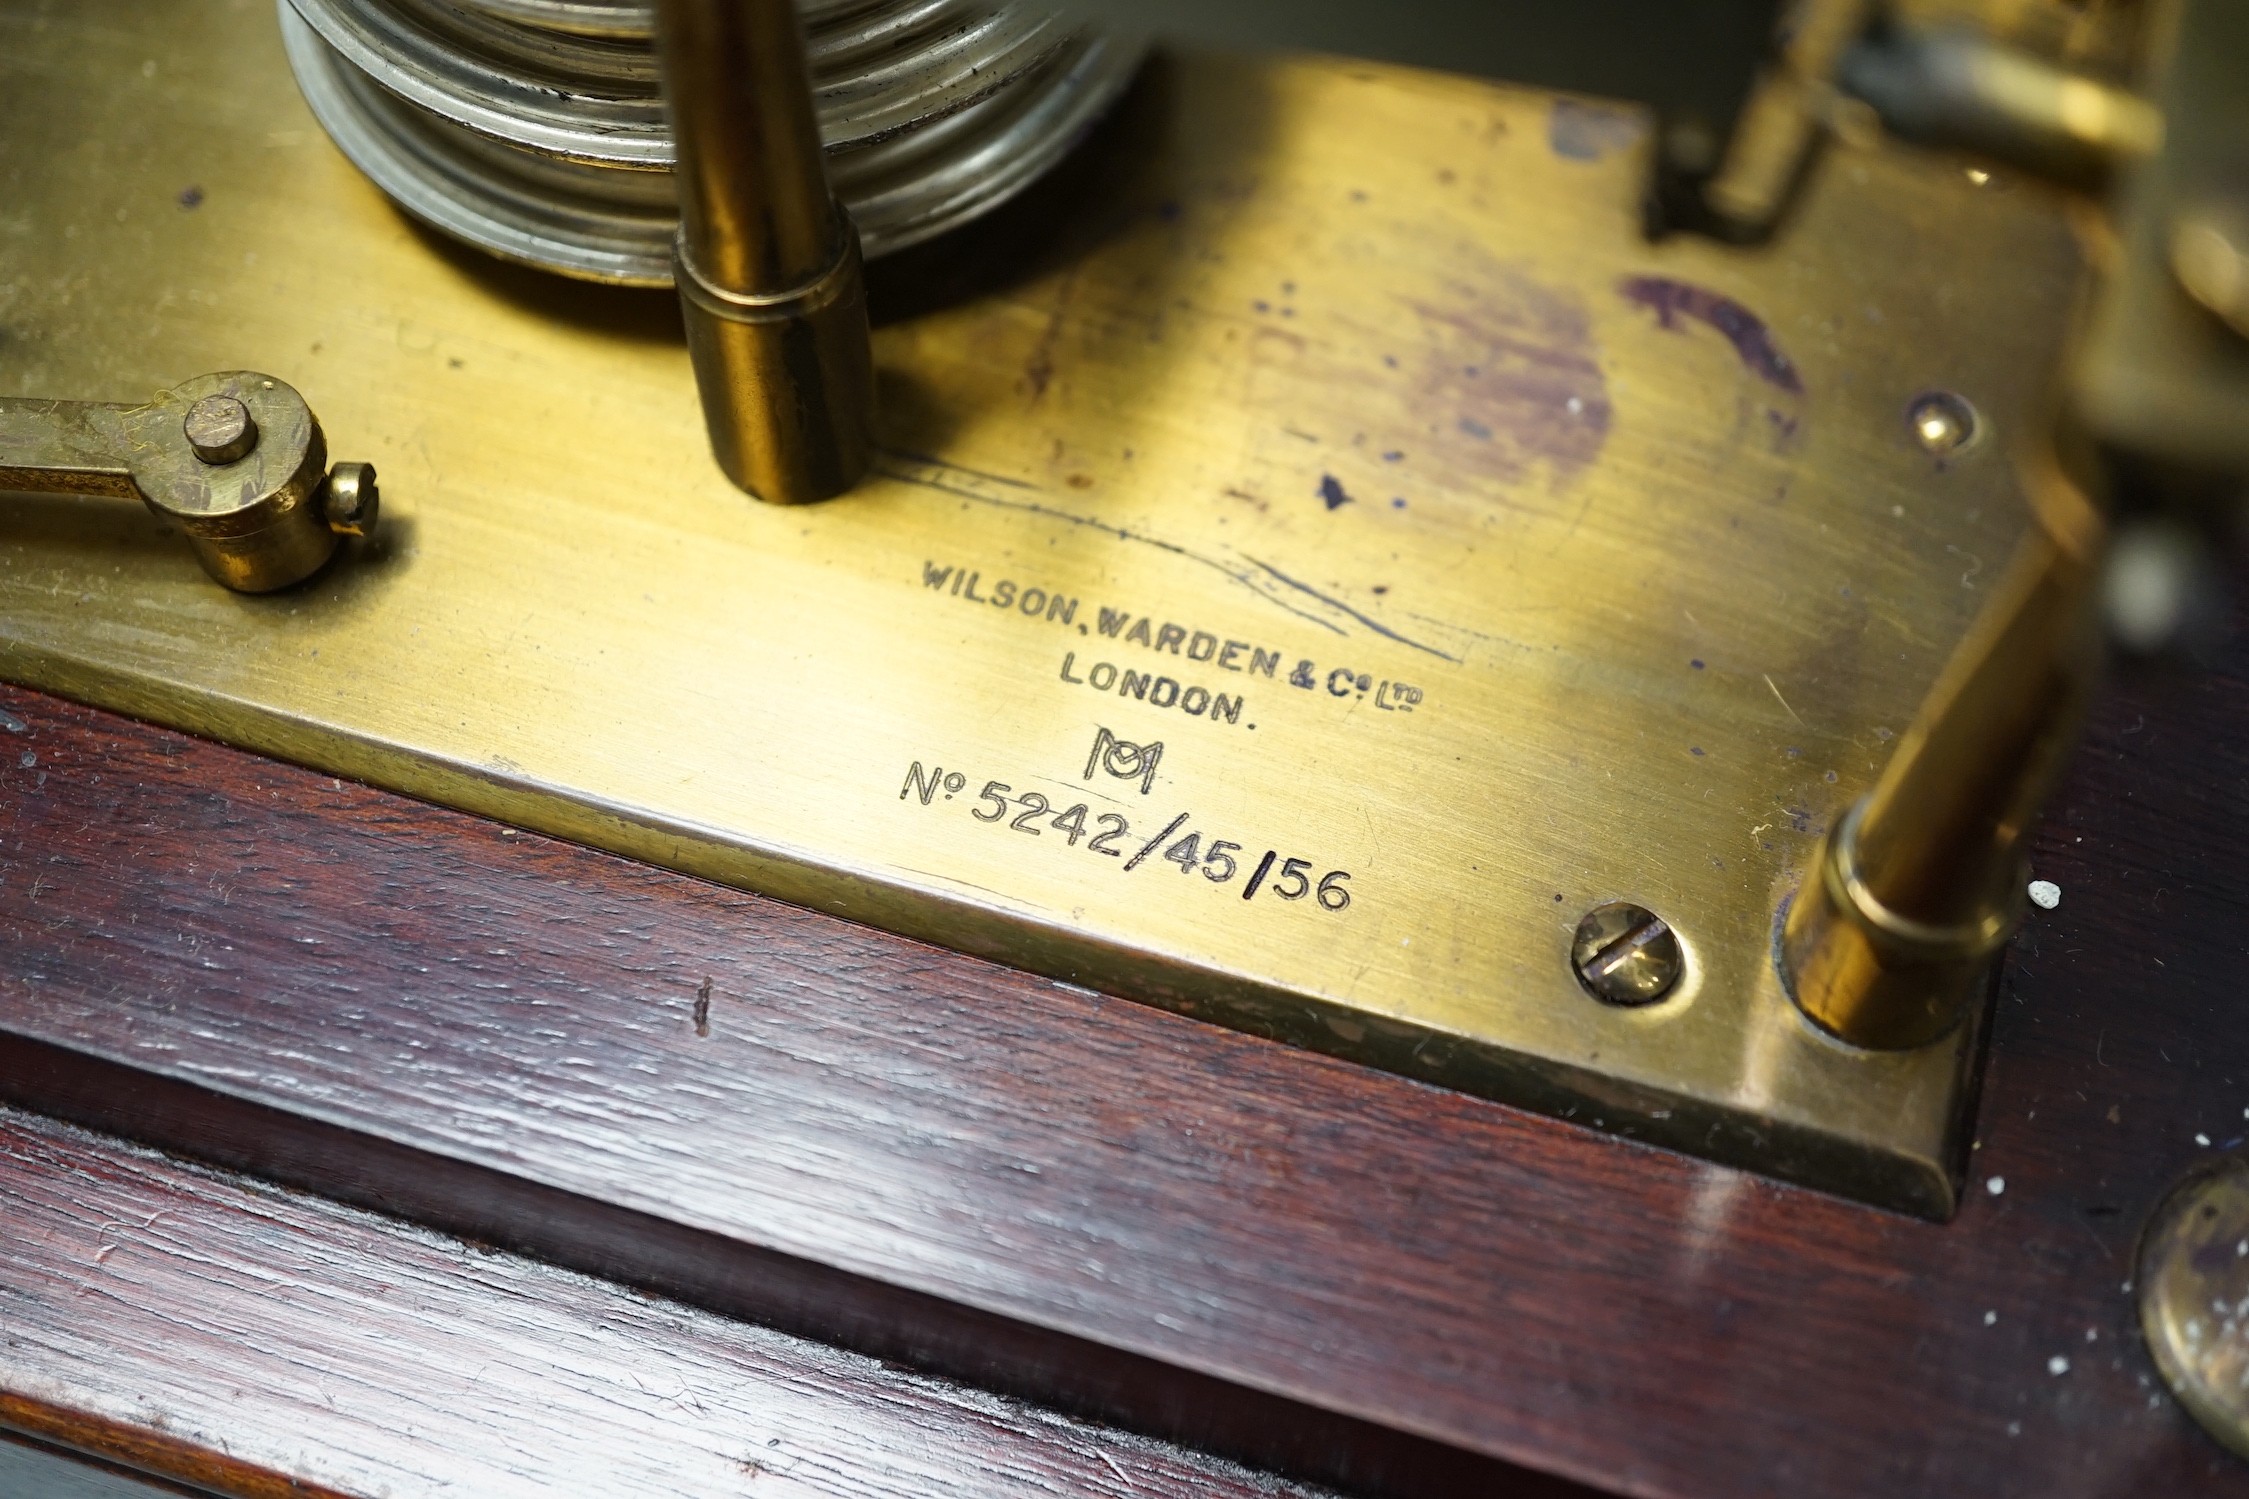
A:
899;761;1353;911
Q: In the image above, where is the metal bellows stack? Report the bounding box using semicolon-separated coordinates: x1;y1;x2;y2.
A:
279;0;1145;286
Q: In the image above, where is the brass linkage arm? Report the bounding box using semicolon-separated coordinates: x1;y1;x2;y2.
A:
0;371;376;593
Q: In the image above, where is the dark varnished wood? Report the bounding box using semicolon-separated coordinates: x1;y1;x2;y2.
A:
1;648;2247;1496
0;1104;1334;1499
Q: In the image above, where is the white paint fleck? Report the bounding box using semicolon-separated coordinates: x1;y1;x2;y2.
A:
2028;879;2061;910
1987;1176;2006;1196
2048;1355;2071;1376
2007;1420;2022;1437
1984;1310;1997;1326
2198;1133;2213;1147
2086;1328;2099;1342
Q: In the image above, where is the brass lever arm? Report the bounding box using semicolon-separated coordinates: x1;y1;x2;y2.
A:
0;371;375;593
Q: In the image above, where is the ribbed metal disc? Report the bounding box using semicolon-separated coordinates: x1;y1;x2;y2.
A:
280;0;1143;285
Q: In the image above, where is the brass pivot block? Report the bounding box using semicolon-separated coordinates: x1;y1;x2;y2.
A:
653;0;875;504
0;371;377;593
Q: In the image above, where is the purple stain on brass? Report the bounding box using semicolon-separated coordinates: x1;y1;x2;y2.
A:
1691;747;1706;757
1382;450;1404;462
1619;276;1803;394
1691;659;1705;670
1391;497;1406;508
177;185;203;210
1317;474;1353;511
1401;256;1612;495
1548;99;1645;161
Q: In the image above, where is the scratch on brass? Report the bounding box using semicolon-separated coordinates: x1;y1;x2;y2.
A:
1240;556;1458;663
883;453;1473;655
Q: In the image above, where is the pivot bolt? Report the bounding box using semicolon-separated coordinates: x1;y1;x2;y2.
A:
1571;902;1684;1005
183;394;257;465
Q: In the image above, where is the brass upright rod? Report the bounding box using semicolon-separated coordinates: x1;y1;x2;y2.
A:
1781;456;2103;1049
651;0;875;503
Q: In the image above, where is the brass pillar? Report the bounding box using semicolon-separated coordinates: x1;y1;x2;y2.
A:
651;0;875;503
1782;451;2104;1049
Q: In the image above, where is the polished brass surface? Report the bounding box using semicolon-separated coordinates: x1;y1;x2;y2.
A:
2139;1155;2249;1460
0;1;2090;1214
0;371;374;593
654;0;875;502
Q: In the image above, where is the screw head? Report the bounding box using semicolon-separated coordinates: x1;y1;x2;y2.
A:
321;462;379;538
1571;902;1684;1006
1906;391;1978;456
183;394;258;465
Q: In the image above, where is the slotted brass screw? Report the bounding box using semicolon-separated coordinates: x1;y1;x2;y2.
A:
1571;902;1684;1005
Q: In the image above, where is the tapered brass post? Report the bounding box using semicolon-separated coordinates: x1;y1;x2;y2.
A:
651;0;875;503
1782;449;2104;1049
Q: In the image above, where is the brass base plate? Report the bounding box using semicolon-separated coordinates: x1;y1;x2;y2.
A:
0;2;2082;1215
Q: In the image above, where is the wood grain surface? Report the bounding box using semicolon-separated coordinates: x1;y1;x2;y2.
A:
1;651;2246;1497
0;1104;1333;1499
